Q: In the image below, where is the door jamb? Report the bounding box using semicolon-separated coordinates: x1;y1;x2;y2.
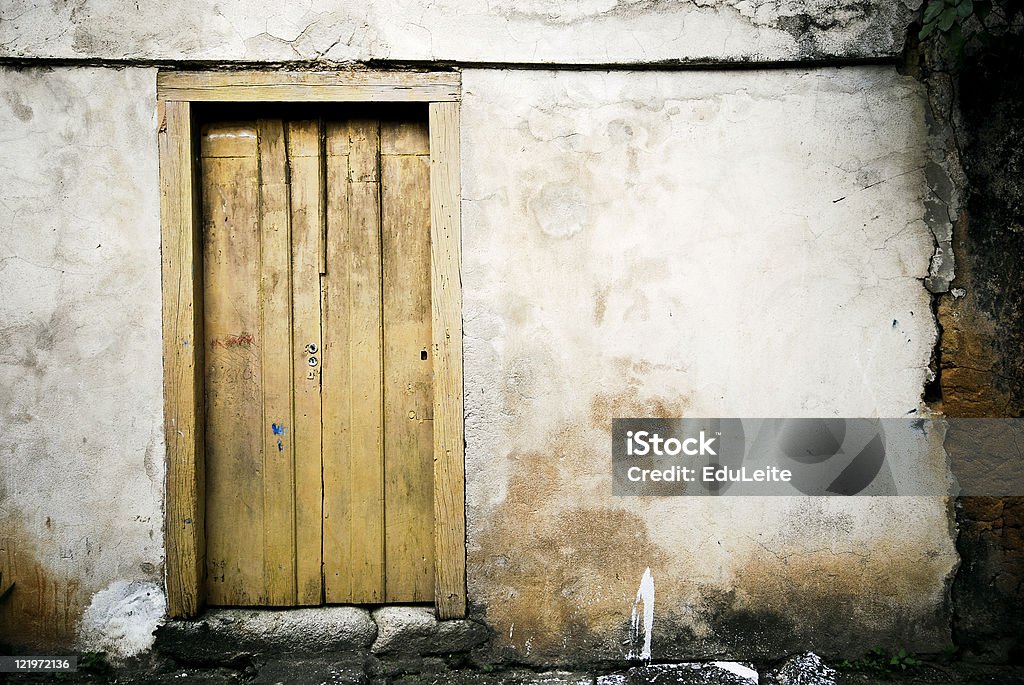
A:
156;70;466;619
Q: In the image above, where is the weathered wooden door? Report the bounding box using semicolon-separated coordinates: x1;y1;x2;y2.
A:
200;114;434;606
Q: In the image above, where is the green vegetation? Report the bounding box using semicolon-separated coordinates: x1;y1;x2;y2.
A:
919;0;1024;60
837;647;923;673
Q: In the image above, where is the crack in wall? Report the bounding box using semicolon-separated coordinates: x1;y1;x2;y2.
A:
0;0;920;65
0;54;904;71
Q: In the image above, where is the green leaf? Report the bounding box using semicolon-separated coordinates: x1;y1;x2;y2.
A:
976;0;992;19
924;0;945;22
919;22;937;38
939;6;958;30
957;0;974;17
948;23;966;57
950;37;967;58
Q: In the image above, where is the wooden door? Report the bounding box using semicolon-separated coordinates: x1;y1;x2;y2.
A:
200;114;434;606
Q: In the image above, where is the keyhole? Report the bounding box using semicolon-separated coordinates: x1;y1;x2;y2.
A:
420;349;428;361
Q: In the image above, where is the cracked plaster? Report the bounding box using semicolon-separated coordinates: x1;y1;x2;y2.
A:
461;67;956;663
0;0;920;64
0;50;956;666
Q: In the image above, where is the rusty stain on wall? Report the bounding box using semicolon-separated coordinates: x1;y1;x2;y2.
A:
470;387;684;663
470;375;955;664
0;523;84;649
711;536;953;658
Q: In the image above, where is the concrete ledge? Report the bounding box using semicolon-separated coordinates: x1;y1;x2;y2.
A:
371;606;490;656
156;607;376;663
156;605;492;664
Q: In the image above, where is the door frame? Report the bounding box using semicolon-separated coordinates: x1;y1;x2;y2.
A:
156;70;466;619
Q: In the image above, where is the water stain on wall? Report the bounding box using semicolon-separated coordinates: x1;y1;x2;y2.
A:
528;181;592;239
703;538;953;659
2;91;33;122
0;521;84;649
472;367;955;664
471;386;687;663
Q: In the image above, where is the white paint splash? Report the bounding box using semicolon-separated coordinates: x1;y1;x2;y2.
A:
79;580;166;662
629;567;654;660
713;661;759;683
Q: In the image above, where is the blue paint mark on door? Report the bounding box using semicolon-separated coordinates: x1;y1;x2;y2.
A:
272;423;286;451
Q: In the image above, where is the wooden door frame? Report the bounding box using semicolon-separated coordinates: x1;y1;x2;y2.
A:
157;70;466;619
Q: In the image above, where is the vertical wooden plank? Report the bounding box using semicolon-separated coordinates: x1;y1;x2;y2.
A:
322;120;386;603
321;125;350;604
381;120;435;602
257;119;297;605
346;120;385;603
160;100;205;618
201;121;266;606
429;102;466;618
380;120;431;155
287;120;325;605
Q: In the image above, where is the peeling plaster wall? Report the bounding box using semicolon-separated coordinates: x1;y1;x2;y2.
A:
461;67;957;662
0;66;165;654
0;11;958;663
0;0;920;64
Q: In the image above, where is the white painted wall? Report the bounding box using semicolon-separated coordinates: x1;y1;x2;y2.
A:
0;60;955;660
0;66;165;654
460;67;955;660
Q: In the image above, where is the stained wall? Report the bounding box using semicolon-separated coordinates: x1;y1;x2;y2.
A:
0;0;959;663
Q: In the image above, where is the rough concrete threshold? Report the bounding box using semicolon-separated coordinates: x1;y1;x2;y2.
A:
149;607;863;684
155;606;489;662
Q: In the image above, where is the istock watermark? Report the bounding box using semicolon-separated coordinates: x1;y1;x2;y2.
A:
625;429;719;457
612;418;1024;496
